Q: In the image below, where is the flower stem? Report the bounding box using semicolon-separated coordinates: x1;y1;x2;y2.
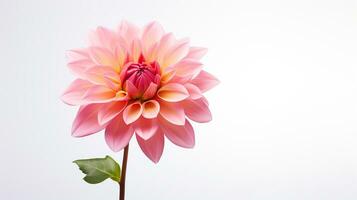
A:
119;145;129;200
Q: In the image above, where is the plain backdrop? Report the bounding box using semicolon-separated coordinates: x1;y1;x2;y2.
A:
1;0;357;199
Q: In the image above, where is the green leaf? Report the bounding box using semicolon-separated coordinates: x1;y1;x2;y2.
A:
73;155;120;184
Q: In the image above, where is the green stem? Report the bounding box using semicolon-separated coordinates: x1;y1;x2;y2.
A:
119;145;129;200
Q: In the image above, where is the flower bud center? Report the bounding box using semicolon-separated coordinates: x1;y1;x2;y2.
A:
121;62;160;95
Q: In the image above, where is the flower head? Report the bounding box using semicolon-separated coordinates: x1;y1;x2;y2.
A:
62;21;219;163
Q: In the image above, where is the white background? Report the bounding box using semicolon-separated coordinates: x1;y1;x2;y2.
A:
1;0;357;199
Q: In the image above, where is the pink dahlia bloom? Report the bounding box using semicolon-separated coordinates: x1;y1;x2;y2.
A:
62;21;219;163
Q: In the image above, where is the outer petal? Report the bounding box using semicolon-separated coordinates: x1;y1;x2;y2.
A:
159;117;195;148
66;49;90;62
123;101;143;124
161;38;190;69
156;33;175;65
136;128;164;163
184;83;202;100
185;47;207;60
118;21;140;46
89;26;118;51
133;117;158;140
157;83;189;102
182;97;212;123
98;101;127;125
82;85;116;103
142;100;160;119
170;59;202;78
141;21;164;51
72;104;105;137
61;79;94;105
67;59;95;79
190;70;219;93
85;66;120;88
105;114;134;152
89;47;119;68
159;100;185;125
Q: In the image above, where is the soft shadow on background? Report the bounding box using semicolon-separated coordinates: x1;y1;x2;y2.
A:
1;0;357;199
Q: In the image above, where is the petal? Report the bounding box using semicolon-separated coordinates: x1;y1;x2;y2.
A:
123;101;143;124
136;128;164;163
141;21;164;51
131;38;142;63
142;83;158;100
182;97;212;123
89;26;118;51
170;59;202;77
89;47;118;68
85;66;120;87
133;117;159;140
159;100;185;125
82;85;116;103
67;59;95;79
159;117;195;148
160;69;176;84
124;81;140;98
105;114;134;152
142;100;160;119
98;101;127;125
72;104;105;137
157;83;189;102
190;70;219;93
185;47;207;60
184;83;202;100
61;79;94;105
66;49;90;62
161;38;190;69
114;45;127;72
156;33;175;65
118;20;140;45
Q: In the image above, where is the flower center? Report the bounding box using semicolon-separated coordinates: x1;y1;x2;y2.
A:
121;61;161;96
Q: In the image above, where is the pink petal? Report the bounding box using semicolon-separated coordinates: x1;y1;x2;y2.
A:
159;117;195;148
141;21;164;53
142;83;158;100
182;97;212;123
156;33;175;65
98;101;127;125
142;100;160;119
157;83;189;102
67;59;95;79
136;128;164;163
159;100;185;125
162;38;190;69
131;38;142;63
170;59;202;77
133;117;159;140
114;45;127;72
118;21;140;46
61;79;94;105
82;85;116;104
89;47;118;68
105;114;134;152
72;104;105;137
124;81;140;99
185;47;207;60
85;66;120;87
89;26;118;51
190;70;219;93
66;49;90;62
184;83;202;100
123;101;143;124
160;69;176;84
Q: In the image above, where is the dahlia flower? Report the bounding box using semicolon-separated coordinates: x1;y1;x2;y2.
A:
62;21;219;163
